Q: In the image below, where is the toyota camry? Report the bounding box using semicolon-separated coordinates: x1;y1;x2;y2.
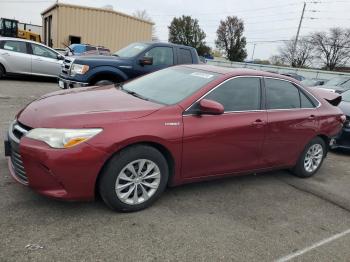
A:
4;65;345;212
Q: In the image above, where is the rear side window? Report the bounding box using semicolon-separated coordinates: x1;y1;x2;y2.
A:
178;48;193;64
205;77;261;111
85;45;97;52
266;79;300;109
1;40;27;54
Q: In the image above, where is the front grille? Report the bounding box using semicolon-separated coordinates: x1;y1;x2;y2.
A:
9;121;31;184
61;57;75;75
10;143;27;183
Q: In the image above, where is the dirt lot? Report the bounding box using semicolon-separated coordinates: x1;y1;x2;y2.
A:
1;78;350;261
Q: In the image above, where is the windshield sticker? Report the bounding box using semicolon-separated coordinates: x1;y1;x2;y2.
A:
134;45;145;50
190;72;214;79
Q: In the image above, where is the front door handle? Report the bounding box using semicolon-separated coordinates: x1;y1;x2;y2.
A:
308;115;316;120
2;52;10;56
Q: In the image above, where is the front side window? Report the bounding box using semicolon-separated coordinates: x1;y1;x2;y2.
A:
31;44;57;59
204;77;261;111
144;47;174;66
122;67;219;105
266;79;300;110
2;40;27;54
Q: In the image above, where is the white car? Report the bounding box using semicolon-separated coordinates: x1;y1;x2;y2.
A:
0;37;64;79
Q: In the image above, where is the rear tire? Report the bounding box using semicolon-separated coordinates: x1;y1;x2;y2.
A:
292;137;326;178
98;145;169;212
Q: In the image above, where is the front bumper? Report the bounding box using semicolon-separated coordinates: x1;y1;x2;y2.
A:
58;77;89;89
331;126;350;150
4;123;108;201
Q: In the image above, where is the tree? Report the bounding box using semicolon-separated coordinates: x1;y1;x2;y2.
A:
310;27;350;71
215;16;247;62
168;15;209;56
133;10;158;41
270;55;286;66
279;36;314;68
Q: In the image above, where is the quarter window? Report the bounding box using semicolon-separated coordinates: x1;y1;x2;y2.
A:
266;79;300;109
205;77;261;111
144;47;174;66
300;91;315;108
1;40;27;54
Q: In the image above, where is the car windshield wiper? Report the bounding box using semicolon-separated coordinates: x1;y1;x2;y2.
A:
118;85;149;101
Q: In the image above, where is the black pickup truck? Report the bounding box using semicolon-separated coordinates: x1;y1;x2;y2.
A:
58;42;200;88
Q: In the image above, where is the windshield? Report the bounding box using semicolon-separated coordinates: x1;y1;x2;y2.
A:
325;77;350;86
113;43;149;58
342;90;350;102
122;67;220;105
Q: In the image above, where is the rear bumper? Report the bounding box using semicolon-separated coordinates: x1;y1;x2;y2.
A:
330;127;350;150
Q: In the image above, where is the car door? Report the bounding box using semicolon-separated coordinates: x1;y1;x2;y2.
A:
262;78;318;167
133;46;174;77
182;77;267;179
0;40;31;75
30;43;62;77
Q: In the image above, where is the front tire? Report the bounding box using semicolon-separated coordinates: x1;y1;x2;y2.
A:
98;145;169;212
94;80;115;86
0;65;5;79
292;137;326;178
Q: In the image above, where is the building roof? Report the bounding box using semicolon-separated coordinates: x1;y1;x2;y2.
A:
41;3;154;25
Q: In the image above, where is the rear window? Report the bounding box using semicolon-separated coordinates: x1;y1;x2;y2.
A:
178;48;193;64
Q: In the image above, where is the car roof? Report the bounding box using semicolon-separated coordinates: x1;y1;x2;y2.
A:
180;64;298;82
140;41;197;50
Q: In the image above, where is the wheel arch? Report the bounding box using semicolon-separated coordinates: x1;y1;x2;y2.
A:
87;66;128;85
94;141;176;197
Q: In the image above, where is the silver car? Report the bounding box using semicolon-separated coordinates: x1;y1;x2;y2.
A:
0;37;64;79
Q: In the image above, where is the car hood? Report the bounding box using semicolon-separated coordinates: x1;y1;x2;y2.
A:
339;101;350;116
74;55;129;63
17;85;163;128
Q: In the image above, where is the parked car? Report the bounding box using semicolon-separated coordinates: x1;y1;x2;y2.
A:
0;37;64;78
58;42;200;89
301;78;326;87
331;89;350;150
281;72;305;81
65;44;111;56
314;76;350;93
4;65;345;212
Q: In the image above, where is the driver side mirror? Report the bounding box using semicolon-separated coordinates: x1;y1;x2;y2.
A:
139;56;153;66
57;54;64;60
199;99;224;115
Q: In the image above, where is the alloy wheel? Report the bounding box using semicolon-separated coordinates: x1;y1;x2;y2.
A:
115;159;161;205
304;144;323;173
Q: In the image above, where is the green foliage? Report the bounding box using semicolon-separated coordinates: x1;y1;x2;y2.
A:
215;16;247;62
168;15;210;56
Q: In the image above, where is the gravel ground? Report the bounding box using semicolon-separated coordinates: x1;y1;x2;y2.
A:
0;78;350;262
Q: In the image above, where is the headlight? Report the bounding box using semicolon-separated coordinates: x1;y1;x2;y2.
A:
70;63;89;75
25;128;102;148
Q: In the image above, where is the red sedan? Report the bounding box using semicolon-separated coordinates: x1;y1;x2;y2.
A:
4;65;345;212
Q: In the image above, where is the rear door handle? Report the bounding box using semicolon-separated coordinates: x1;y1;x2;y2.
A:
308;115;316;120
2;52;10;56
252;119;266;127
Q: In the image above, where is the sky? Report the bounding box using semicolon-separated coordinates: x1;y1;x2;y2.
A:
0;0;349;60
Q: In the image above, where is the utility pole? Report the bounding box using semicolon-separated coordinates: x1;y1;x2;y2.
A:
251;43;256;61
291;2;306;67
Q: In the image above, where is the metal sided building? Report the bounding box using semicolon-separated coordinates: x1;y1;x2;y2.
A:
41;3;153;52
